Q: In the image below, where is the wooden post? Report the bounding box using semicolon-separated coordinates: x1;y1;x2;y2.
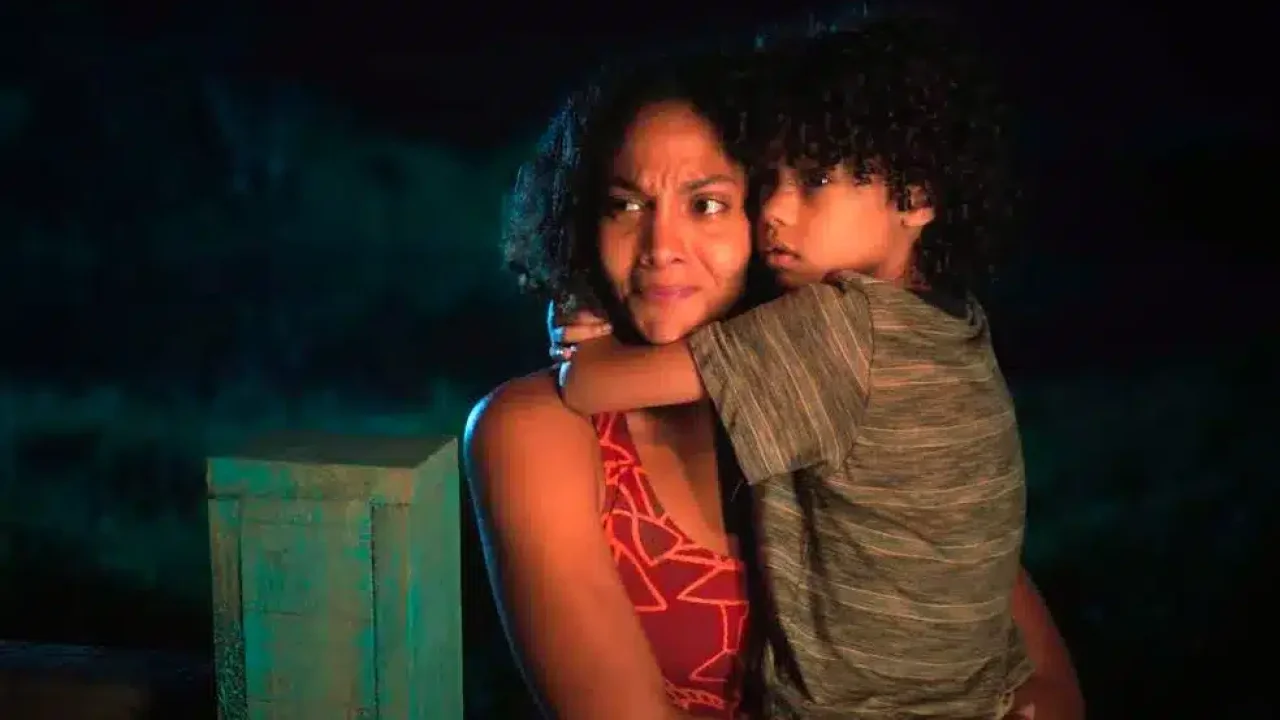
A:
207;432;461;720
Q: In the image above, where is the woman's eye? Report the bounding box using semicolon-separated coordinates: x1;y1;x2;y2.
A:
693;197;729;216
607;197;644;215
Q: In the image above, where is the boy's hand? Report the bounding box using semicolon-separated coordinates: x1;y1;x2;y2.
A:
547;300;612;361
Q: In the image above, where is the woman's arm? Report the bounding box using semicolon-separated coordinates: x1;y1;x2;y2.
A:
1009;567;1085;720
465;372;680;720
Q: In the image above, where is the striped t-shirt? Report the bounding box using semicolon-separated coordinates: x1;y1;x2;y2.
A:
687;272;1033;719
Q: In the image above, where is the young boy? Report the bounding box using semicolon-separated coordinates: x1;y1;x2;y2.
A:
559;21;1034;719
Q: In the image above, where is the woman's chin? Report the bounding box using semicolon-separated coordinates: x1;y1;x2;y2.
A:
633;318;698;346
627;294;734;345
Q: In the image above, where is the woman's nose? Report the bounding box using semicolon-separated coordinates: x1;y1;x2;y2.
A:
642;212;685;265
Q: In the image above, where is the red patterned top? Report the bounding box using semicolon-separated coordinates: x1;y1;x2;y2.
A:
594;412;750;719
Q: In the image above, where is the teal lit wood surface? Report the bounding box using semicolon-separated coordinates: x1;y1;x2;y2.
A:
207;433;461;720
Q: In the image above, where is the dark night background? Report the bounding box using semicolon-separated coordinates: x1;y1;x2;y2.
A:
0;0;1275;717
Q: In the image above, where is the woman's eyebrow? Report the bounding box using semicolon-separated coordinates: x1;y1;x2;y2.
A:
607;176;644;194
682;174;739;192
607;173;740;195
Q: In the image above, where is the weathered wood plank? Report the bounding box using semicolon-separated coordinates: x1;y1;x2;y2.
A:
208;433;453;503
226;433;453;470
370;503;412;718
209;498;247;720
408;447;463;720
242;612;375;711
240;500;373;619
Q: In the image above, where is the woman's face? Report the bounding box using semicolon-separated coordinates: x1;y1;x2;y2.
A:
597;100;751;345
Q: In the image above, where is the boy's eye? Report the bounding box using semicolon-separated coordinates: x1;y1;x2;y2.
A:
799;169;833;189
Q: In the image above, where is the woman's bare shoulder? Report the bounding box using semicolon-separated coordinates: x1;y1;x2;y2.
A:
464;368;598;474
468;368;570;430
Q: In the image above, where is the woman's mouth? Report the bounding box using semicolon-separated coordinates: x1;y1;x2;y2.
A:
638;285;697;303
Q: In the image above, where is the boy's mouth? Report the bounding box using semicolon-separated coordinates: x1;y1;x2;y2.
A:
763;246;801;267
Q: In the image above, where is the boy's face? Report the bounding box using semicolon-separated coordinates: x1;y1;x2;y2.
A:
757;164;935;289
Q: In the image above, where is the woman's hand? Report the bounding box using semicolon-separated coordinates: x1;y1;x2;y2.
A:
1003;702;1036;719
547;300;612;361
1009;569;1085;720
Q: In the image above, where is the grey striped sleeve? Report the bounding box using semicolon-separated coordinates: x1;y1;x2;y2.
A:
686;281;873;485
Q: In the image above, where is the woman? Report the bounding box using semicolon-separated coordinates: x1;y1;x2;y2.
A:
467;47;1083;720
468;52;766;720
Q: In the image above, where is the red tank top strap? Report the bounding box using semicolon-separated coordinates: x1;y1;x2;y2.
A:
594;412;658;518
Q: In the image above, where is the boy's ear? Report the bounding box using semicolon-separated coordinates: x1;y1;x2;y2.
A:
902;185;936;229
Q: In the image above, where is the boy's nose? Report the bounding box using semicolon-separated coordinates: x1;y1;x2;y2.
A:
761;185;799;228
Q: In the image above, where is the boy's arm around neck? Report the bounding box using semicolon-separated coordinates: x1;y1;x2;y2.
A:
558;336;706;416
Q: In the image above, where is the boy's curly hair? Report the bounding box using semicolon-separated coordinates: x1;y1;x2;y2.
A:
753;16;1017;294
501;51;758;312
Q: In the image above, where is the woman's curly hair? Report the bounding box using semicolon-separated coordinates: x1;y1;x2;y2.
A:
501;50;759;313
752;16;1017;294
